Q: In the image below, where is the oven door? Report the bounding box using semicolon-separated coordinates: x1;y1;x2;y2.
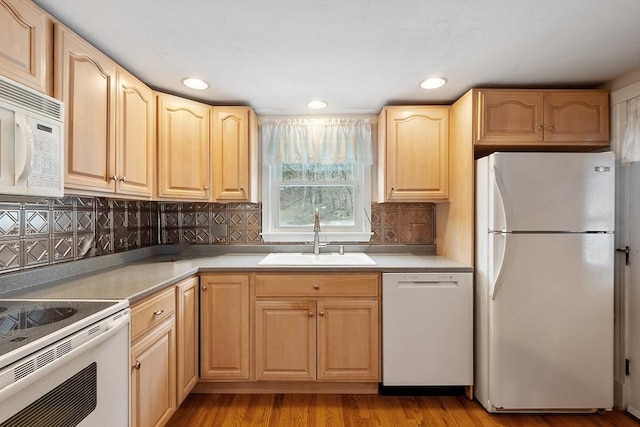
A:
0;311;130;427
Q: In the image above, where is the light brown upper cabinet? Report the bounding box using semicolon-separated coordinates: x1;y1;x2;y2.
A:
115;68;155;198
0;0;50;94
55;23;118;194
56;24;155;198
378;106;449;202
157;93;211;200
211;107;258;203
476;89;609;145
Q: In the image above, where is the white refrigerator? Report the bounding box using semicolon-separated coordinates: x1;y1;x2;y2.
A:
475;152;615;413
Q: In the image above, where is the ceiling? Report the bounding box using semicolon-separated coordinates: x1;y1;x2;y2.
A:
34;0;640;115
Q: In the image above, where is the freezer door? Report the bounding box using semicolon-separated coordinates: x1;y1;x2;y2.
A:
489;233;614;410
490;152;614;232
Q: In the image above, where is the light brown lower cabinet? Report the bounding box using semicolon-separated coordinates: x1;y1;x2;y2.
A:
130;276;198;427
176;276;199;404
199;274;250;380
130;315;176;427
253;273;380;383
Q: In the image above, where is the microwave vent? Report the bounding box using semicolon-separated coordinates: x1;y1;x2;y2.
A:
0;77;63;122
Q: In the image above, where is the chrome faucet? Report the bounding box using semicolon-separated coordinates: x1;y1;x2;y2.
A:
313;208;321;254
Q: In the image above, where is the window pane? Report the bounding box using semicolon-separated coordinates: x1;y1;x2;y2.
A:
279;185;355;226
280;163;354;182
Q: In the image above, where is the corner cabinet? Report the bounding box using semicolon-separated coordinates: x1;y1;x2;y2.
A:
378;106;449;202
176;276;199;404
199;274;250;380
0;0;50;94
475;89;609;146
253;273;380;383
211;107;258;202
157;93;211;200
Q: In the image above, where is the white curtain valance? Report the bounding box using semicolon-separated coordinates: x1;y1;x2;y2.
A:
260;118;373;165
622;96;640;163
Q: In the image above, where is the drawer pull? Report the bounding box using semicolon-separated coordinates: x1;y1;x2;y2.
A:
313;284;320;290
153;310;164;316
133;361;141;370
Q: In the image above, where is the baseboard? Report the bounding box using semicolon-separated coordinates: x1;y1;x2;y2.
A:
193;381;379;394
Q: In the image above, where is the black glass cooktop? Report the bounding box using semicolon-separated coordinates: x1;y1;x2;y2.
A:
0;299;121;361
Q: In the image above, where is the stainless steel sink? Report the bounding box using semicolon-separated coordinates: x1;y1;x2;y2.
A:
258;252;376;266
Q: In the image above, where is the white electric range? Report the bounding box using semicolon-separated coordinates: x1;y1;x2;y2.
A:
0;299;130;427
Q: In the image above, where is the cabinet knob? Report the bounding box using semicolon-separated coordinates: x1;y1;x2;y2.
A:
308;312;315;317
204;185;209;190
548;125;555;131
313;284;320;290
319;311;325;317
120;176;128;182
536;125;544;130
201;285;207;291
133;361;141;370
240;187;245;192
110;174;118;181
153;309;164;316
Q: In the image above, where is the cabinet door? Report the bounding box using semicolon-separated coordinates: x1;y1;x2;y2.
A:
55;23;117;194
383;107;449;201
131;316;177;427
212;107;253;202
317;300;379;381
0;0;49;94
116;68;154;198
200;274;250;380
176;276;199;403
476;90;544;144
543;91;609;143
255;300;316;381
157;93;210;200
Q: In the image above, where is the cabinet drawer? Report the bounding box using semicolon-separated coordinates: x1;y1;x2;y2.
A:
131;286;176;341
255;274;379;297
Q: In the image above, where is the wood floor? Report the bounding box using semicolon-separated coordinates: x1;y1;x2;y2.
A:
166;394;640;427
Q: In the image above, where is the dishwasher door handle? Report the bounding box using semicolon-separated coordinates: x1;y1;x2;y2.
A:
397;281;459;288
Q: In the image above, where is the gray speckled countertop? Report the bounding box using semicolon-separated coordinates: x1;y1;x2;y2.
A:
3;251;472;304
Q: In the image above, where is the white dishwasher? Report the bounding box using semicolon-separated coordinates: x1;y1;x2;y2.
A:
382;272;473;387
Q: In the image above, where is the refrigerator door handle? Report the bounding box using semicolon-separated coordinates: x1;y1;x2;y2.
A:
492;165;510;232
490;232;509;300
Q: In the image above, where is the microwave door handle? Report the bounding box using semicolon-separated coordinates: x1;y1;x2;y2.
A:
15;118;34;185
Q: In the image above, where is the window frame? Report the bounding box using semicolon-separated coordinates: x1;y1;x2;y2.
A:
261;160;372;243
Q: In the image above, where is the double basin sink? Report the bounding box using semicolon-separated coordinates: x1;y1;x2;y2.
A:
258;252;376;266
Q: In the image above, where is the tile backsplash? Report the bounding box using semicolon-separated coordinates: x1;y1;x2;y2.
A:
0;196;159;274
160;202;435;246
0;198;434;274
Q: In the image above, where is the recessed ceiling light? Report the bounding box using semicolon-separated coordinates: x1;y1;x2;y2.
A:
420;77;447;90
307;100;327;109
181;77;209;90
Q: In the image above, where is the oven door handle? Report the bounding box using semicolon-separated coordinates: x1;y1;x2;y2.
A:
0;311;130;399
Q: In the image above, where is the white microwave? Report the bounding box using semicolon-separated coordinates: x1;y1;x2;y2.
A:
0;75;64;197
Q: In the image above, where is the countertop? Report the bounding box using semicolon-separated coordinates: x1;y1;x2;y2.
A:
3;252;472;304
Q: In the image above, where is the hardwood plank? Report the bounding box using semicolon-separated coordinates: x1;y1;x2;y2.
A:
166;394;640;427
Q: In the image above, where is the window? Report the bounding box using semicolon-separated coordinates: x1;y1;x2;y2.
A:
261;118;372;243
